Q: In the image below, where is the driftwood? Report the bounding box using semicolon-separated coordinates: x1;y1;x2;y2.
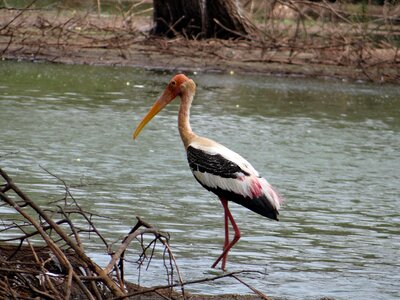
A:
0;166;272;299
0;166;143;298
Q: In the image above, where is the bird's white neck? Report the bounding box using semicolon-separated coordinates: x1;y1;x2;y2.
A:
178;86;197;148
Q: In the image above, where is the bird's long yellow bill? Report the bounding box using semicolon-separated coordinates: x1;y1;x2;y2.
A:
133;90;172;139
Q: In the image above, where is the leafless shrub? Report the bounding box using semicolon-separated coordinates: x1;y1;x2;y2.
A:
1;166;273;299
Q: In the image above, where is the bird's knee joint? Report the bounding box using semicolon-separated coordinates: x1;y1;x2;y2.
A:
234;231;241;240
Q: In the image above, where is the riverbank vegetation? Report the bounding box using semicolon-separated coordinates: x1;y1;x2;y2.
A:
0;0;399;82
0;167;273;299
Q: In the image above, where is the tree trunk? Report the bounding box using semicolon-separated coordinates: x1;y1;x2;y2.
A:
151;0;255;39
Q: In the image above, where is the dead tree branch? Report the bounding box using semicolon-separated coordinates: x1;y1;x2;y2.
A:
0;165;277;299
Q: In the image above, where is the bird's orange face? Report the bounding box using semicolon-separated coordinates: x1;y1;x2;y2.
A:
133;74;190;139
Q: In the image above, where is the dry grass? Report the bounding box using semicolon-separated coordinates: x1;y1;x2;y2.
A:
0;0;399;82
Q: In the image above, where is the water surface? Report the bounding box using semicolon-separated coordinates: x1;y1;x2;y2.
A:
1;61;399;299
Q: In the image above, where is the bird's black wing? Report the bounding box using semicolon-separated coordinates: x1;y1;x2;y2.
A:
187;145;250;179
186;145;279;220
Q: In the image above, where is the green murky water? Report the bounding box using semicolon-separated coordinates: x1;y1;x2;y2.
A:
1;61;399;299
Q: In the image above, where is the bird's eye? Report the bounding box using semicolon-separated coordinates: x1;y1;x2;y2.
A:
170;80;176;86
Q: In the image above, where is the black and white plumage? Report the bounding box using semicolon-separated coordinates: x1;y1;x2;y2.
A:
133;74;283;270
187;139;281;221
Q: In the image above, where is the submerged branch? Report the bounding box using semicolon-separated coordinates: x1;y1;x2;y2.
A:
0;166;273;299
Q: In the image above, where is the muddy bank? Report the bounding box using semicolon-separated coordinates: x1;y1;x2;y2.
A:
0;9;399;83
0;244;268;300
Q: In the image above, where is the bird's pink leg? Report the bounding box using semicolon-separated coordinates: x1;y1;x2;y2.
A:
211;198;241;270
221;198;230;269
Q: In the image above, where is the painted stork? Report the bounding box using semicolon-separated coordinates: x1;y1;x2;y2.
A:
133;74;283;270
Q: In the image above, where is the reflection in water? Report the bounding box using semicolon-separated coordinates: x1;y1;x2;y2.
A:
1;61;399;299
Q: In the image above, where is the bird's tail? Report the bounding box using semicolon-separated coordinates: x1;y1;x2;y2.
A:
254;178;283;220
262;179;284;210
244;177;283;221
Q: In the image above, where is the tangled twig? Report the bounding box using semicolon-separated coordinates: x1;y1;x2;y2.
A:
1;165;275;299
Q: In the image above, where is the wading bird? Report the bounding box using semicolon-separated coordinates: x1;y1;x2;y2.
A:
133;74;283;270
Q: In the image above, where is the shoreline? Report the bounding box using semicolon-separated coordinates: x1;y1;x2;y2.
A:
1;10;399;84
2;37;397;84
